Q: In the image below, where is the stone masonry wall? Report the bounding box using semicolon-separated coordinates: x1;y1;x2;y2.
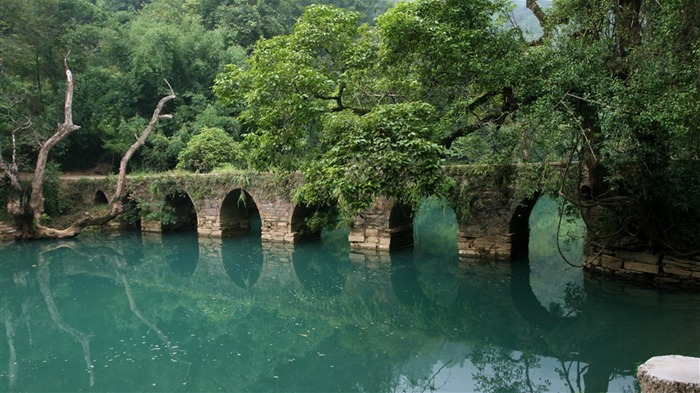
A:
585;248;700;288
456;190;531;261
348;197;412;251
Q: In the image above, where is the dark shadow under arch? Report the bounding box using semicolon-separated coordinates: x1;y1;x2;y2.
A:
508;193;540;259
388;202;414;250
162;192;198;233
93;190;108;205
290;203;322;242
220;189;261;236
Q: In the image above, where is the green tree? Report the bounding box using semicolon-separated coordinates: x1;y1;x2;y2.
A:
187;0;393;48
177;126;242;172
67;0;245;172
215;5;454;216
516;0;700;255
298;103;452;214
377;0;521;150
0;0;111;170
214;3;513;216
214;4;381;171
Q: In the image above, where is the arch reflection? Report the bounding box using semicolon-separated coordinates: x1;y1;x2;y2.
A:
222;235;264;289
292;242;351;295
161;232;199;277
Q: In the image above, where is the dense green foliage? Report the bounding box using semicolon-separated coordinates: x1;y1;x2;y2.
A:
2;0;699;254
214;4;382;170
177;126;242;172
0;0;393;172
298;103;452;213
513;0;700;254
213;0;699;253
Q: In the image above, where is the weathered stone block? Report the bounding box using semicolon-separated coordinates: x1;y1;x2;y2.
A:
473;240;496;252
664;266;692;278
601;255;624;270
625;261;659;274
365;228;380;237
141;220;162;233
585;256;602;267
460;248;484;258
616;251;660;265
365;236;380;245
664;259;693;270
348;231;365;243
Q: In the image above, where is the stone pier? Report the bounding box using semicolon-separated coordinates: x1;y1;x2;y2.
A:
348;197;413;252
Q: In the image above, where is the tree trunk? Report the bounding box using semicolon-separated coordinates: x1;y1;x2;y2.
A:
2;57;175;240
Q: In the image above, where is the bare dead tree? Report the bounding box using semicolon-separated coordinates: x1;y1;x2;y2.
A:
1;55;176;239
526;0;548;39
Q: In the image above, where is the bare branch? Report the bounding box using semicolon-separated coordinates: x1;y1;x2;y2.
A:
527;0;548;35
7;62;176;239
29;54;81;221
0;162;22;191
438;91;501;148
113;79;175;204
35;80;177;239
0;91;31;191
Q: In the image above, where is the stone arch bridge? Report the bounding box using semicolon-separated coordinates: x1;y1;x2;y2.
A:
61;166;541;261
53;164;700;286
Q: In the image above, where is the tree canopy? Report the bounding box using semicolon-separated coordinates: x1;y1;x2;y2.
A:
214;0;700;254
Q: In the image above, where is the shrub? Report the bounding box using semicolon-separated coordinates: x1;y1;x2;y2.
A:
177;127;242;172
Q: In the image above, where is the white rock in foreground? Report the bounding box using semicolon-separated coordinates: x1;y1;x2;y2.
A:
637;355;700;393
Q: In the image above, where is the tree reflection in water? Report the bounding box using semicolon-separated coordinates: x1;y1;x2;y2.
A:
0;232;698;392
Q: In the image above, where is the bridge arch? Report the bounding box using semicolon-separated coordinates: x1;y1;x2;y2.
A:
514;195;586;319
388;202;414;250
219;188;261;236
290;203;334;243
93;190;109;205
508;194;540;259
162;191;198;233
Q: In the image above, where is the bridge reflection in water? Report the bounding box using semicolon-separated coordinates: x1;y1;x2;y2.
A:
1;229;699;393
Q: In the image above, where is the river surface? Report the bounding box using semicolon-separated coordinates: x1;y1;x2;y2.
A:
1;199;699;393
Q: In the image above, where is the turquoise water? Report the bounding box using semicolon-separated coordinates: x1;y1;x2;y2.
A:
1;200;699;392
